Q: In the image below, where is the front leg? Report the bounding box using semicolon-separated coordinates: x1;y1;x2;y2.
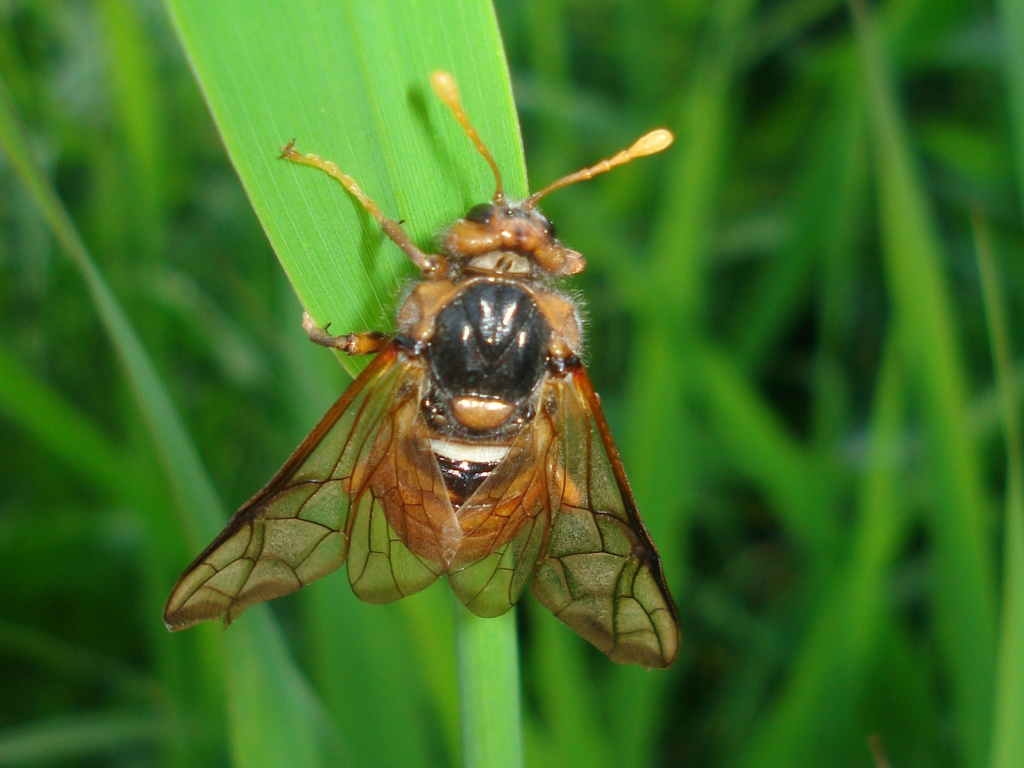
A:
302;312;390;355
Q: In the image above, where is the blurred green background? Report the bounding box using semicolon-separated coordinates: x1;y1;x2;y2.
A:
2;0;1023;766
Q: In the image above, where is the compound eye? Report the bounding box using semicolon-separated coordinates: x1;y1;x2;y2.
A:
464;203;495;224
535;213;556;238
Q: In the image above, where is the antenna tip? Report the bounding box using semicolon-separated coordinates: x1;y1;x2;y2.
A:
430;70;458;102
630;129;674;157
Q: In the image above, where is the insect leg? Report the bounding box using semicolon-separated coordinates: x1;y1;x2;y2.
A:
302;312;390;355
280;141;448;278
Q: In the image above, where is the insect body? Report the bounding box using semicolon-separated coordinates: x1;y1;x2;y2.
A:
165;71;680;668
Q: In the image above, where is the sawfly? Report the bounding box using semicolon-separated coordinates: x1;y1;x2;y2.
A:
165;71;679;668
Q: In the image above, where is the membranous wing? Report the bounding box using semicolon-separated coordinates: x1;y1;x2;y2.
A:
164;345;442;629
531;362;680;668
445;412;558;617
350;391;457;602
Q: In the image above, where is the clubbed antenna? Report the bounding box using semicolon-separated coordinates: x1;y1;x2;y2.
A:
523;129;674;209
430;70;506;205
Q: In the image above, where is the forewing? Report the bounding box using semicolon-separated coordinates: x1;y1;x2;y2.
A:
530;364;680;668
164;346;407;629
447;414;557;617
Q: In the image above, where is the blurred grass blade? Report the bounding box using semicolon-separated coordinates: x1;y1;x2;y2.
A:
0;712;174;766
736;337;907;767
852;3;995;765
0;69;334;768
0;619;162;705
0;74;220;541
996;0;1024;216
526;603;610;768
0;342;133;497
614;4;757;763
224;612;338;768
302;586;451;767
974;213;1024;768
97;0;168;253
695;344;836;557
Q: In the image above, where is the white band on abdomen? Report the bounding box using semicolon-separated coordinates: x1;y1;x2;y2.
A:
431;439;510;465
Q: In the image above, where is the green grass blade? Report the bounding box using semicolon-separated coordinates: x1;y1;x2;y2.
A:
735;336;908;767
974;214;1024;768
97;0;168;251
163;0;526;338
613;4;757;763
0;712;175;766
0;74;221;541
0;342;133;497
852;3;996;765
0;619;162;705
302;586;448;767
397;589;461;758
996;0;1024;216
223;612;338;768
525;604;611;768
0;69;335;768
695;344;837;556
455;604;524;768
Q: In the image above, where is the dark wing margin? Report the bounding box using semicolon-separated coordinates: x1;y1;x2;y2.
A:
164;344;410;629
530;362;681;668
